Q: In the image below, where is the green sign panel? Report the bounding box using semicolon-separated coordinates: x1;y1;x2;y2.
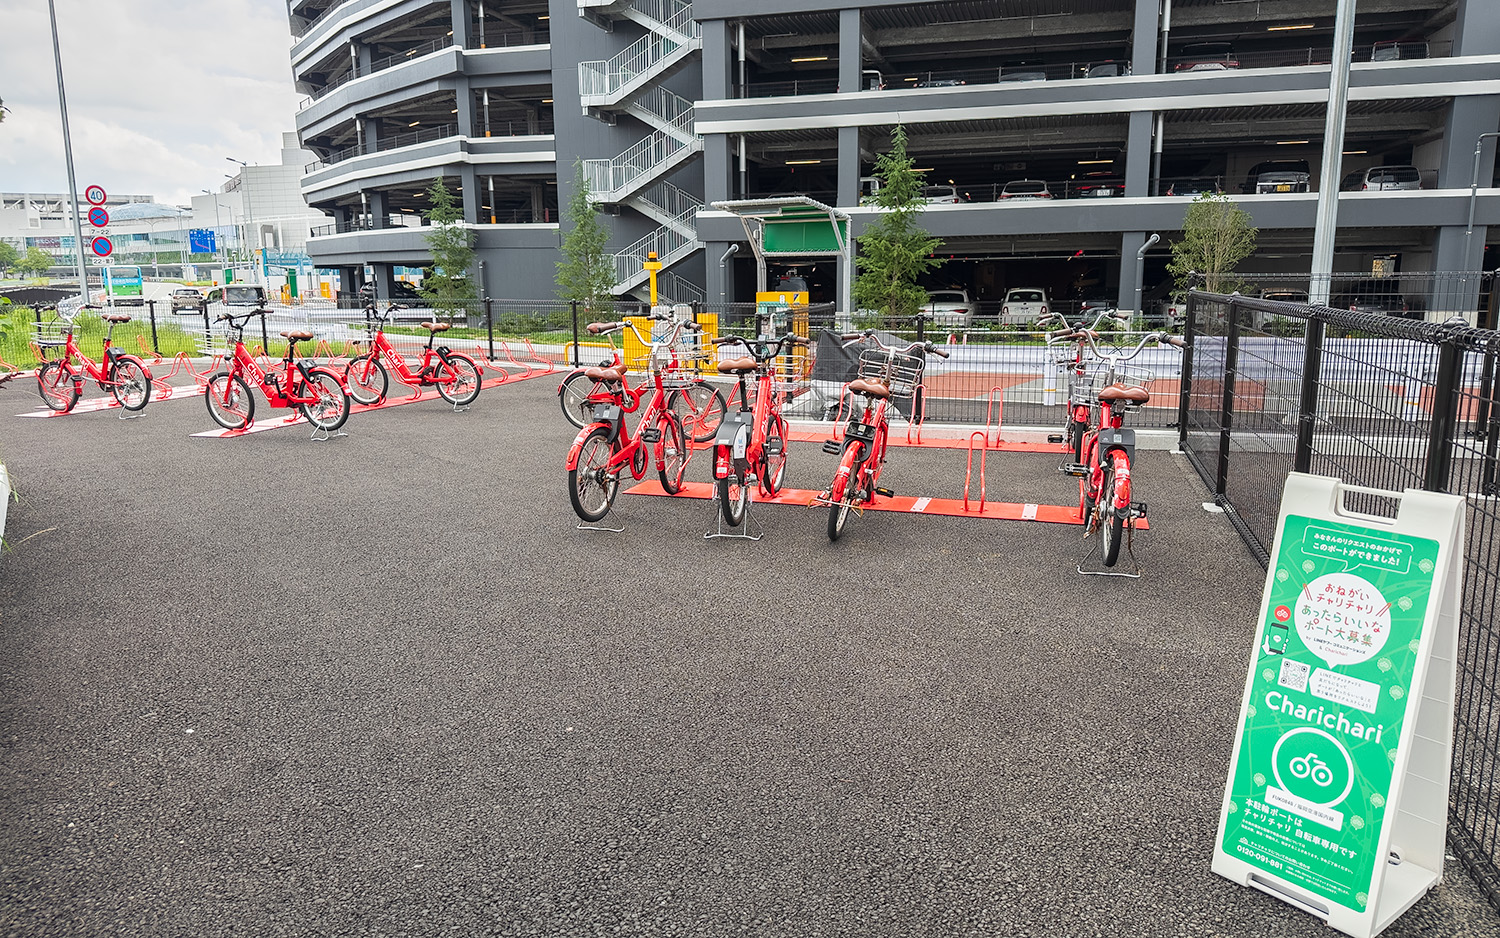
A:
1221;514;1440;912
761;216;848;254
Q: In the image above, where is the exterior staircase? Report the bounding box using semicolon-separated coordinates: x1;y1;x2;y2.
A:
576;0;704;303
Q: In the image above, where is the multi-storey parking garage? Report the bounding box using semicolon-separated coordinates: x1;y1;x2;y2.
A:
291;1;1500;316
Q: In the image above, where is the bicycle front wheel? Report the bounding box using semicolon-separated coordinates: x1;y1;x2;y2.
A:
109;357;152;411
558;371;603;428
344;354;388;405
656;413;687;494
569;426;619;522
436;353;481;406
670;383;727;442
298;367;351;431
717;469;748;527
205;372;254;429
37;361;79;413
761;414;788;496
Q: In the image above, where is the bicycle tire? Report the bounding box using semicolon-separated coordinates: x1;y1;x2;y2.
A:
344;354;388;405
298;367;351;431
436;353;481;406
670;383;727;443
656;412;687;494
1069;419;1088;465
827;444;863;542
569;426;618;522
37;361;79;413
1100;453;1128;567
558;371;603;429
717;469;748;527
109;356;152;411
205;372;254;430
761;413;788;497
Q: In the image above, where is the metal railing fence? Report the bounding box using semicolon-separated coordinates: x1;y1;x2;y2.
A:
1177;282;1500;917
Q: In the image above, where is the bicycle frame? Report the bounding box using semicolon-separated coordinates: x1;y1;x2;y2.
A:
566;372;674;478
223;327;321;407
360;306;468;388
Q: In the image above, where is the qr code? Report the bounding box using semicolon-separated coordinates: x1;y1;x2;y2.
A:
1279;658;1311;693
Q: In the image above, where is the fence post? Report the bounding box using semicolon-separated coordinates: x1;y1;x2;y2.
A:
147;299;160;355
261;314;270;356
1215;297;1243;498
570;300;580;367
1293;313;1325;474
484;296;494;361
915;312;926;343
1423;321;1467;492
1176;292;1197;448
200;300;210;338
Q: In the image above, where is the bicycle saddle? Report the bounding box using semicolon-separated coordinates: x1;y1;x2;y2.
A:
101;313;132;323
585;362;629;381
420;322;451;332
715;357;757;374
1099;384;1150;404
279;330;315;342
847;378;891;399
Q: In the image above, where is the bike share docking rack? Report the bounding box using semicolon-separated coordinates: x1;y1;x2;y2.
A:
630;380;1151;530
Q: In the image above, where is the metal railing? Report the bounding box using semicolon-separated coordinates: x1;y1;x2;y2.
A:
577;2;699;101
1177;276;1500;917
306;118;552;173
581;110;700;202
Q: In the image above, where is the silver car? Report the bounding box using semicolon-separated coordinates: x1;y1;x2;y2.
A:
1339;166;1422;192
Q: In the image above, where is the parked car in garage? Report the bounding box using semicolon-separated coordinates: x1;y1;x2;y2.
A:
1243;160;1312;194
922;289;975;327
1339;165;1422;191
920;185;967;204
358;279;424;302
999;179;1053;200
1001;287;1049;324
1173;42;1239;71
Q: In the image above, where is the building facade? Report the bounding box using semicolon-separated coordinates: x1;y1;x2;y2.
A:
290;0;1500;313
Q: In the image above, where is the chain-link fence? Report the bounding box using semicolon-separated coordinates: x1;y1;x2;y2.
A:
1179;285;1500;917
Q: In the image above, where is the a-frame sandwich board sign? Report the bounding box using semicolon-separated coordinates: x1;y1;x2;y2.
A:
1212;472;1464;938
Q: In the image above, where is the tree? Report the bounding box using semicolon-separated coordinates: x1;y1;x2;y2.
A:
852;125;944;320
1167;192;1258;295
17;247;55;278
555;162;616;312
0;241;18;277
419;177;477;321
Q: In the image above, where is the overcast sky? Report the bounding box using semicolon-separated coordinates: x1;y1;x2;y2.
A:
1;1;302;207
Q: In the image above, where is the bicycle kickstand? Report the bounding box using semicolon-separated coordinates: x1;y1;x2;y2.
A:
308;423;348;443
1076;514;1144;579
703;489;764;541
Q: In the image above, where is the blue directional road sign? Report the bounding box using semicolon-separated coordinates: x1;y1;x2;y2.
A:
189;229;217;254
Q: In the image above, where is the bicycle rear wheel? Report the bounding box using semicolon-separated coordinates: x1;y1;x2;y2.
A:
569;426;619;522
827;444;862;542
1100;451;1129;567
205;372;254;430
37;361;79;413
298;367;350;431
717;468;749;527
109;357;152;411
436;353;481;406
656;412;686;494
670;382;727;442
558;371;603;428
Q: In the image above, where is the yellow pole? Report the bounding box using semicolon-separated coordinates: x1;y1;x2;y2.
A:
644;250;663;307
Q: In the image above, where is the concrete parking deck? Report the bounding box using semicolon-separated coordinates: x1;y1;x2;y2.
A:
1;376;1495;937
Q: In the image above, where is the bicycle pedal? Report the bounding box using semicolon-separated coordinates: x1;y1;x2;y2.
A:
1060;463;1088;477
821;440;841;454
1132;502;1148;518
641;428;660;443
874;487;894;498
1047;434;1064;444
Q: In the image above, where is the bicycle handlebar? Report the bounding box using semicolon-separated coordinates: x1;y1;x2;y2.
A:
1063;328;1185;361
714;332;808;360
839;329;947;358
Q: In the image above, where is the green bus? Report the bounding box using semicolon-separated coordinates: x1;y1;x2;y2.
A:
103;265;144;306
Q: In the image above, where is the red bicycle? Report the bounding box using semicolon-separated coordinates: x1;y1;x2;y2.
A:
566;319;689;523
1056;327;1184;567
204;309;351;435
344;302;482;408
558;312;732;442
35;304;154;414
708;331;808;528
1038;306;1130;463
816;330;947;540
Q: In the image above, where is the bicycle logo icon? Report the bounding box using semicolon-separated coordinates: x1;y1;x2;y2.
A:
1290;753;1335;787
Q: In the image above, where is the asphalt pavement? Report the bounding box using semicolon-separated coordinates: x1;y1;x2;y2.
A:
1;373;1495;937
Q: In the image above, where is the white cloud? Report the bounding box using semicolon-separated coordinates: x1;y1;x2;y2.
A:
0;0;302;205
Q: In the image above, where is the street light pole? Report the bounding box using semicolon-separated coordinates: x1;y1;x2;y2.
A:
47;0;91;303
227;158;257;283
1308;0;1358;307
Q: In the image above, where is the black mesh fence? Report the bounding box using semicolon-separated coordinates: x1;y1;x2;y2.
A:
1180;281;1500;916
